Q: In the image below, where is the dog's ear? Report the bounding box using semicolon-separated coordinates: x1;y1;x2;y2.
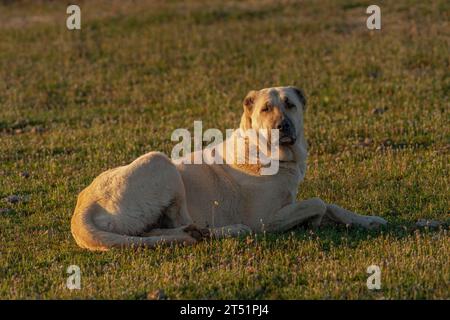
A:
290;86;307;111
240;90;257;130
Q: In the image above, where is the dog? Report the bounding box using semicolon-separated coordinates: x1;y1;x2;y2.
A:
71;86;387;251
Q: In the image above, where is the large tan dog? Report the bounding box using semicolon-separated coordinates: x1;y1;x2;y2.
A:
71;86;387;251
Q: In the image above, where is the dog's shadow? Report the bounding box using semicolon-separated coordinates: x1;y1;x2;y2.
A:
250;218;447;250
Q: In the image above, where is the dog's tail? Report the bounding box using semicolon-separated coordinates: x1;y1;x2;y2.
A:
70;203;195;251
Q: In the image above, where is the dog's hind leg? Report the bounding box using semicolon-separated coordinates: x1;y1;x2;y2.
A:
71;152;205;250
143;224;209;242
209;224;252;238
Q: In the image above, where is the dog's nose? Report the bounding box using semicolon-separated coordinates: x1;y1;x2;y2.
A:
277;119;290;132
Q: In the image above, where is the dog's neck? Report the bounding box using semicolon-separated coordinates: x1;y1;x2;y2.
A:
220;129;307;180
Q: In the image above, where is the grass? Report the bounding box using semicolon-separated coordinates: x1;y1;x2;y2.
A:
0;0;449;299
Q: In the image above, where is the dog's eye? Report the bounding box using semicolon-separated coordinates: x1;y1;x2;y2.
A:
284;98;296;109
261;104;271;112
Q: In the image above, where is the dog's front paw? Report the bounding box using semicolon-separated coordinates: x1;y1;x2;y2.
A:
359;216;388;229
183;224;210;241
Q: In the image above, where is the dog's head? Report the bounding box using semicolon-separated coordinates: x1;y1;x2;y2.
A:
240;86;306;146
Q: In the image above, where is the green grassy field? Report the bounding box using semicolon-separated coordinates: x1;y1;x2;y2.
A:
0;0;449;299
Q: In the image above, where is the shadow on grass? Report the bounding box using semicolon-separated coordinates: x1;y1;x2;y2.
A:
258;218;448;250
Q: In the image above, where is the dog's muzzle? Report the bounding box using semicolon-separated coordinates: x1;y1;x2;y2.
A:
278;118;296;145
